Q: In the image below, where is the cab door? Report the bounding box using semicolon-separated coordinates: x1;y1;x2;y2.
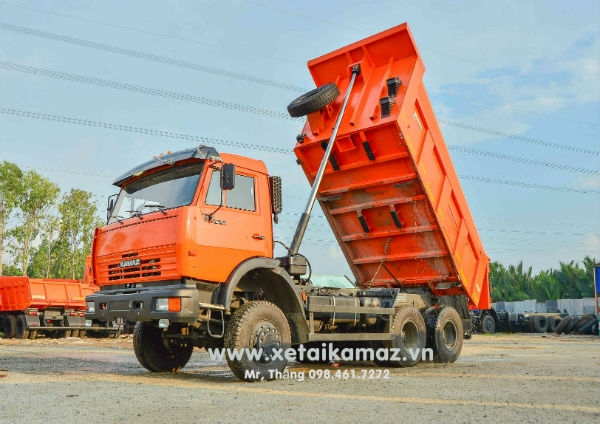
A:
196;165;272;282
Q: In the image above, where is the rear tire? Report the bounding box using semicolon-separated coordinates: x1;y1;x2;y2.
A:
481;315;496;334
374;306;426;367
133;322;193;372
15;315;28;339
426;306;464;363
224;301;291;381
287;83;340;117
3;315;17;338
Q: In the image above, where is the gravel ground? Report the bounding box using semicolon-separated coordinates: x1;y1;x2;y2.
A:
0;333;598;423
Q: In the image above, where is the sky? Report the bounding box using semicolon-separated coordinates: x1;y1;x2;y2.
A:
0;0;598;278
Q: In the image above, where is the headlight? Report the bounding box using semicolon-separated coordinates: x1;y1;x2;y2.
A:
155;298;169;311
86;301;95;314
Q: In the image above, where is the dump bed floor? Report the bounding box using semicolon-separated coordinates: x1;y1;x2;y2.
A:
294;23;490;309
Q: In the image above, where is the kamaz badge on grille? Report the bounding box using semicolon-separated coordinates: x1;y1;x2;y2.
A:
119;258;141;268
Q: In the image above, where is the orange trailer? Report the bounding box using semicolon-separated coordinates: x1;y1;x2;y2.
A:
0;276;116;339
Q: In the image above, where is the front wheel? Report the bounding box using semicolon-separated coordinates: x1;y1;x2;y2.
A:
224;301;291;381
133;322;193;372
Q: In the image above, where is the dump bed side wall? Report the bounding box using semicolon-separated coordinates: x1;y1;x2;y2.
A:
293;23;490;309
0;277;90;312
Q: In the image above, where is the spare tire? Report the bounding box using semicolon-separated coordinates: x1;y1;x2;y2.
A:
287;83;340;117
555;316;571;334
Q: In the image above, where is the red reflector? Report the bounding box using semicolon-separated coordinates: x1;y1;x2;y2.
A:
168;298;181;312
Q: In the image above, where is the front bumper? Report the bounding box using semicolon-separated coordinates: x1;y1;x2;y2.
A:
85;284;200;323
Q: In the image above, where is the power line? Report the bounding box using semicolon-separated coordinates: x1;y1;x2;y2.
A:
0;21;306;93
0;0;297;65
2;23;596;157
0;61;295;121
2;106;598;195
0;106;291;154
4;61;597;176
458;175;599;194
449;145;599;175
439;119;599;156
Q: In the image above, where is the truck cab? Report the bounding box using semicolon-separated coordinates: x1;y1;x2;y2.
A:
100;146;274;286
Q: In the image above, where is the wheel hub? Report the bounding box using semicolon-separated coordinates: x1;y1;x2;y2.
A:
253;321;281;365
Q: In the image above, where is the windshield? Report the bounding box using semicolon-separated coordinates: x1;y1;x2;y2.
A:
109;162;204;223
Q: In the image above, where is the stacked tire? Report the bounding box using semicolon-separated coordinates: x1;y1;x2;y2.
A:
555;314;598;335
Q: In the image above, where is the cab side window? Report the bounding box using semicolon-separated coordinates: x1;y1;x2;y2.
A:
205;170;256;212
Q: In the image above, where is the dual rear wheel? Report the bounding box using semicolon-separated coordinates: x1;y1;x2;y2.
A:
375;305;463;367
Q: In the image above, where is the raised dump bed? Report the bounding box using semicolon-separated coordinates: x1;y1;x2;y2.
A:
294;23;490;309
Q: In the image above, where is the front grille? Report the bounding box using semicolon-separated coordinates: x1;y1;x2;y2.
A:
108;257;162;281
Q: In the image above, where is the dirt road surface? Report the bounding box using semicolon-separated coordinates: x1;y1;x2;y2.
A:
0;333;598;423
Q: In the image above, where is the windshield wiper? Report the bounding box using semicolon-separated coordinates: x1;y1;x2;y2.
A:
144;204;168;215
126;210;144;220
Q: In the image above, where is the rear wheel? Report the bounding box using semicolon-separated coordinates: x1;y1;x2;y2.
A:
3;315;17;338
426;306;464;363
224;301;291;381
374;306;426;367
15;315;28;339
481;315;496;334
133;322;193;372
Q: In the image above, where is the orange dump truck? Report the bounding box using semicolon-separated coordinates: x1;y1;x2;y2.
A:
0;276;117;338
86;23;490;381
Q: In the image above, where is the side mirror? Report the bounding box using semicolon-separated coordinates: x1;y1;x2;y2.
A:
106;194;117;223
220;163;236;190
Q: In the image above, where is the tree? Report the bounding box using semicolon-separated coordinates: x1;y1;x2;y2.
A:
0;162;24;276
57;189;99;279
9;170;59;276
27;215;61;278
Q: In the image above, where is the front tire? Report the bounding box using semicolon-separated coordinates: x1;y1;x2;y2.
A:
133;322;193;372
224;301;291;382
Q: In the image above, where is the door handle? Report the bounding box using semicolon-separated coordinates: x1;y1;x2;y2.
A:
252;234;265;240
